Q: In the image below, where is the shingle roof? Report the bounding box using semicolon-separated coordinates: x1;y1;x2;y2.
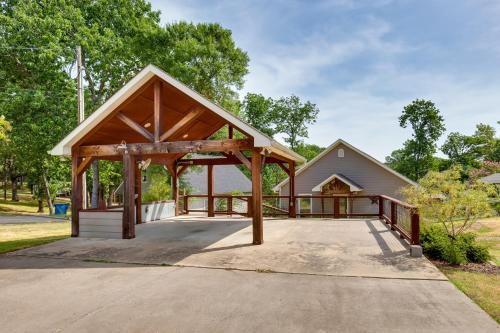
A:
181;154;251;194
182;164;251;194
481;173;500;184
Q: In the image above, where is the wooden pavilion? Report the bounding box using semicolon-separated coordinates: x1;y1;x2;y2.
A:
50;65;305;244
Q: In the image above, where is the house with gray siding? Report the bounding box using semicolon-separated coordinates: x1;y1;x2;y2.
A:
273;139;416;215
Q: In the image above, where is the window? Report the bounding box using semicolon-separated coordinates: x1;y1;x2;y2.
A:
338;148;344;158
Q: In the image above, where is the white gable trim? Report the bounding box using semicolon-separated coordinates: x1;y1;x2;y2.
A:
272;138;417;191
50;64;305;163
311;174;363;192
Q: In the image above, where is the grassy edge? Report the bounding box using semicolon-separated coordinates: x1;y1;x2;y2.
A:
0;235;69;254
438;266;500;324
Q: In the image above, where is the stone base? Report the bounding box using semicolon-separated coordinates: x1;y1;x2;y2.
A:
410;245;423;257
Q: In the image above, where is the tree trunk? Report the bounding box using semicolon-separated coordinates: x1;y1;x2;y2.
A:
37;198;44;213
3;163;6;201
91;160;99;208
42;173;54;215
11;176;18;201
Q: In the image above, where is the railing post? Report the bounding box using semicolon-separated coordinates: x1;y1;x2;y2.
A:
390;201;397;230
333;197;339;218
378;196;384;219
227;196;232;216
411;211;420;245
184;195;189;214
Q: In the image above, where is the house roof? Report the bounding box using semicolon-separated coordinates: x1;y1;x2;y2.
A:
481;173;500;184
273;138;417;192
183;160;251;194
311;173;363;192
49;64;305;164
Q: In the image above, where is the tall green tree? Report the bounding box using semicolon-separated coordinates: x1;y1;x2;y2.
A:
241;93;275;136
272;95;319;150
388;99;445;180
0;1;250;207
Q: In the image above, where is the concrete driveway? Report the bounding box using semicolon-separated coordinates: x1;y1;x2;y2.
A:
1;217;498;332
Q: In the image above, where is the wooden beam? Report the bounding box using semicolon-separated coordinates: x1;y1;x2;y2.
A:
207;165;214;217
177;156;284;166
71;152;83;237
116;112;154;142
276;161;290;175
122;153;135;239
228;125;233;139
251;149;263;244
159;108;203;142
177;164;189;176
154;81;162;142
232;150;251;170
79;139;253;157
76;156;95;176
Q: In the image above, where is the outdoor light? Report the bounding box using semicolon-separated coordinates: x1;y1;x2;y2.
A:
182;133;188;138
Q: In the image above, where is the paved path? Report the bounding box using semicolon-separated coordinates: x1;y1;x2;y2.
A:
1;217;498;332
0;214;68;224
0;256;498;333
10;218;444;279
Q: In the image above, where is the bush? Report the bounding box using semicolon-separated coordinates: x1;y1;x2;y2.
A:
420;224;491;264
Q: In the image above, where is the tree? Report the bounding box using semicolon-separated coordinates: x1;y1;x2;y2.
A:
402;166;497;263
272;95;319;150
293;143;325;161
0;1;250;208
468;161;500;180
441;123;499;173
441;132;476;167
388;99;445;180
241;93;275;136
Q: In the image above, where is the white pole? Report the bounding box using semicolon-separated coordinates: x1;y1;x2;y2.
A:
76;46;87;209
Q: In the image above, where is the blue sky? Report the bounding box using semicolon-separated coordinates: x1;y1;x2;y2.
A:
149;0;500;160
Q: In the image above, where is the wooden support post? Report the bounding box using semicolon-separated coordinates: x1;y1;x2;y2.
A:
251;150;263;244
411;211;420;245
390;201;397;231
289;161;296;218
71;153;83;237
333;197;340;218
207;164;214;217
378;196;384;219
122;152;136;239
135;163;142;224
228;125;233;139
172;161;179;216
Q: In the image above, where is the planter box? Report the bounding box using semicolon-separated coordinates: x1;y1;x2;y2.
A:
141;200;175;222
79;210;123;239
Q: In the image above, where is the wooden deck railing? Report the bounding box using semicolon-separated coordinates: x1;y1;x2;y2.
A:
181;194;420;245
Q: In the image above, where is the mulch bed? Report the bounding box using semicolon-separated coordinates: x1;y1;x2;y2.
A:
432;260;500;275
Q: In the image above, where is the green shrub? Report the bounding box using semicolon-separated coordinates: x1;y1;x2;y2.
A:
420;224;491;264
458;233;491;263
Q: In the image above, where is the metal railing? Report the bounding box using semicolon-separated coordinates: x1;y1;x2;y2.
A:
181;194;420;245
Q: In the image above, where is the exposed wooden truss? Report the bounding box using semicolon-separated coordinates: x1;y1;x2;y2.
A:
79;139;253;157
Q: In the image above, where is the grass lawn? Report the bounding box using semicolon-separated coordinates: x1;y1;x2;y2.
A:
433;217;500;324
471;217;500;265
0;222;70;254
0;186;70;215
440;266;500;323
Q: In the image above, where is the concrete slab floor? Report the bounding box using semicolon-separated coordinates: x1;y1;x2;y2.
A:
0;256;498;333
9;217;444;280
